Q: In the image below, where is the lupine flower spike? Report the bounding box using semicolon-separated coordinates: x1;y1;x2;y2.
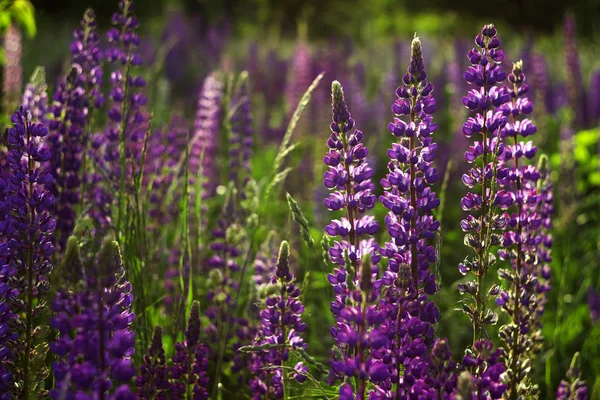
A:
379;36;446;398
496;60;549;398
249;241;308;399
50;238;136;399
323;80;386;398
459;24;510;340
458;23;510;399
556;353;588;400
1;108;55;398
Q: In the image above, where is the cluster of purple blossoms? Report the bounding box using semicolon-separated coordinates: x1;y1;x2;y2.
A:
91;0;147;230
136;326;170;398
50;238;136;399
190;73;224;198
229;74;253;186
323;80;388;398
494;60;553;398
45;8;104;236
145;116;188;230
377;36;444;399
249;241;308;399
556;353;588;400
0;108;55;398
136;303;210;399
458;24;511;340
47;65;89;251
170;301;210;399
461;339;507;399
21;67;48;125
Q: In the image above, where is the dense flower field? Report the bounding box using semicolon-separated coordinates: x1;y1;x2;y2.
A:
0;0;599;399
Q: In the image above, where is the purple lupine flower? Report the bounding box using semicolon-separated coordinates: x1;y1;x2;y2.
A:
203;219;254;386
1;108;55;398
377;36;444;398
144;116;188;230
249;241;308;399
462;340;507;399
47;68;88;251
2;24;22;112
50;238;135;399
229;73;253;185
96;0;148;230
458;24;511;341
426;339;457;398
285;36;313;118
0;141;17;399
72;8;104;109
170;301;210;400
21;67;48;125
190;73;223;198
136;326;170;398
46;9;103;243
495;60;548;398
556;352;588;400
563;13;587;127
323;80;387;398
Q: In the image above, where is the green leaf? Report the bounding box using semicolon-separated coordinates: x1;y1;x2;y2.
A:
286;192;315;248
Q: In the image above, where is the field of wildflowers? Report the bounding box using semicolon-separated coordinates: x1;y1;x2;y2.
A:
0;0;599;399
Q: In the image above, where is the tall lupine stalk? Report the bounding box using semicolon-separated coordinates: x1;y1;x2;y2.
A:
47;9;104;251
459;24;511;341
458;25;511;399
136;326;170;398
379;37;445;398
0;135;15;398
170;301;210;400
496;61;546;399
136;303;210;399
1;108;55;398
2;24;22;113
72;9;104;211
556;353;588;400
101;0;148;235
323;80;384;399
190;73;223;199
249;241;309;399
229;72;253;187
21;67;48;125
47;67;88;251
50;238;136;399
